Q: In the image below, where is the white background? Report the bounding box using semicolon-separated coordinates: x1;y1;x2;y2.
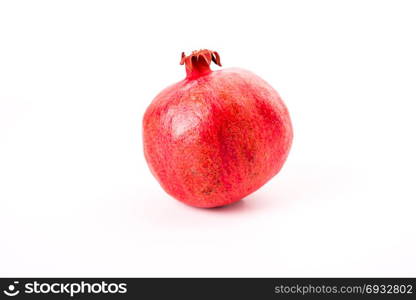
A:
0;0;415;277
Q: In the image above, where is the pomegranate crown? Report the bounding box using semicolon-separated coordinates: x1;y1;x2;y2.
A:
180;49;222;79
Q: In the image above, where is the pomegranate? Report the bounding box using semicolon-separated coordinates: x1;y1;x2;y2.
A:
143;50;293;208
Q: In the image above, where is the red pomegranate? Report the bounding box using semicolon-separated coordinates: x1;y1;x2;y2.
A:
143;50;293;208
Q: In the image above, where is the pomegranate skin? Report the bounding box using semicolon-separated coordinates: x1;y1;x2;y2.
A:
143;52;293;208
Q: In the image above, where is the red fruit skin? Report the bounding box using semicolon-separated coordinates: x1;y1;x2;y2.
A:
143;55;293;208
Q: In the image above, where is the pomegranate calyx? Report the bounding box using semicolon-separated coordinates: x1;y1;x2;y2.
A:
180;49;221;79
